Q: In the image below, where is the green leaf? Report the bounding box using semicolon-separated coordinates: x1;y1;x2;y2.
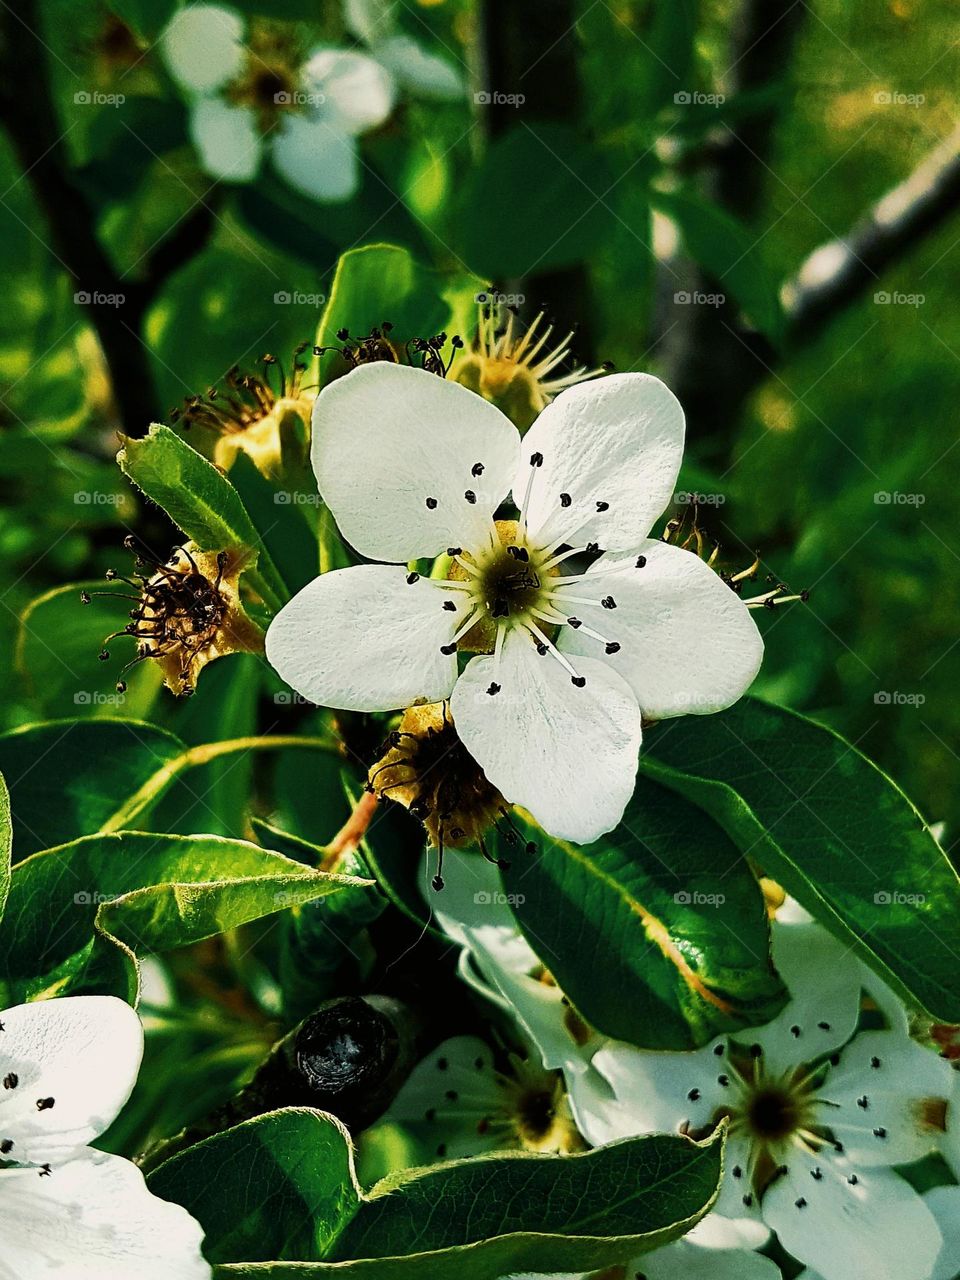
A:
149;1110;360;1264
148;655;261;840
151;1110;722;1278
0;832;370;1003
0;719;184;859
315;245;473;387
651;189;784;343
640;0;698;116
455;124;615;278
640;698;960;1021
16;581;161;721
503;774;786;1050
326;1131;722;1277
76;97;188;200
228;453;319;596
0;719;340;860
116;425;285;607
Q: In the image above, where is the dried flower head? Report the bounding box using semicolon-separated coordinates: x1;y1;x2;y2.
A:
172;347;313;480
366;701;535;890
84;538;264;696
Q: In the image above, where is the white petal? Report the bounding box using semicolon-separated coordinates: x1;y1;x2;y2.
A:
686;1209;771;1251
744;919;863;1072
558;539;763;720
458;927;598;1075
373;35;464;100
925;1186;960;1280
265;565;458;713
343;0;395;43
636;1239;782;1280
588;1037;728;1140
762;1150;941;1280
160;4;245;94
0;997;142;1164
312;363;520;562
941;1070;960;1182
860;960;910;1035
300;47;395;135
271;116;359;203
820;1029;953;1167
190;98;261;182
423;852;599;1074
451;629;642;844
384;1036;505;1159
516;373;684;553
0;1150;209;1278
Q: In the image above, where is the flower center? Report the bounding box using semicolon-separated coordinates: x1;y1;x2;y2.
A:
504;1063;583;1154
448;520;559;654
225;27;303;133
746;1086;802;1142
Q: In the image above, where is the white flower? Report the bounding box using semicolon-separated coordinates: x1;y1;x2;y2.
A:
266;363;763;844
383;1027;780;1279
384;1034;583;1158
160;4;394;201
429;866;960;1280
343;0;465;100
0;995;209;1278
579;925;955;1280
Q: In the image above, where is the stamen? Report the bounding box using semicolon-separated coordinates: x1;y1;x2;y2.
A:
453;554;482;578
524;621;585;686
518;454;542;530
440;608;483;653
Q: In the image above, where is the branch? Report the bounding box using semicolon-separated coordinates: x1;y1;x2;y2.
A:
784;124;960;339
711;0;806;220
